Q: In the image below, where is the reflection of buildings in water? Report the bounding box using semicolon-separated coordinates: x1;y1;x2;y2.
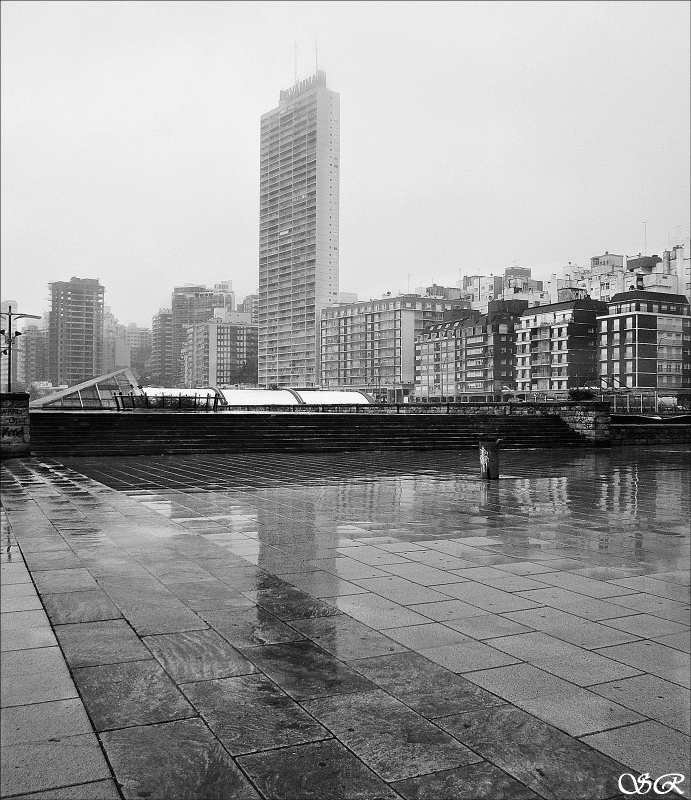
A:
509;476;579;553
329;476;405;525
595;461;687;556
249;453;689;573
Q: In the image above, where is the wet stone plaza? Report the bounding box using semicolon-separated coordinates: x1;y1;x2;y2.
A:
1;446;690;800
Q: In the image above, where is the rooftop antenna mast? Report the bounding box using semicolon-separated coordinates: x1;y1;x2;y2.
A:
294;41;298;84
315;36;318;73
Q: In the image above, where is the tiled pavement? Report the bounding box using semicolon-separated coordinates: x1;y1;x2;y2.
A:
1;447;689;799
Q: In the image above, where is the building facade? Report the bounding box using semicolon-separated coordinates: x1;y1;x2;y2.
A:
516;297;607;392
151;309;174;386
550;251;679;304
17;322;49;390
320;293;466;402
170;282;235;385
182;313;258;388
103;307;130;374
663;244;690;303
258;71;340;387
124;323;152;381
415;300;528;401
48;277;105;386
598;291;690;391
237;294;259;323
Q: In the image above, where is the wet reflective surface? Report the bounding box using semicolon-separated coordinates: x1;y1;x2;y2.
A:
1;448;689;799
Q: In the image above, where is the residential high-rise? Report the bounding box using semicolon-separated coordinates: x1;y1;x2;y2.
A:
320;291;467;402
103;307;130;373
238;294;259;323
258;71;340;387
17;321;49;389
151;309;174;386
170;282;235;384
598;291;690;390
48;277;105;386
515;297;607;392
415;300;528;401
181;311;258;388
124;323;153;381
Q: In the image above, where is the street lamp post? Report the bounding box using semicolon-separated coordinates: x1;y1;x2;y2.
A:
0;306;42;393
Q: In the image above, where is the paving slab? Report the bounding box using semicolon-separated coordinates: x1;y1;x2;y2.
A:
181;673;331;755
237;739;399;799
303;689;481;781
390;761;544;799
101;718;261;799
438;705;629;799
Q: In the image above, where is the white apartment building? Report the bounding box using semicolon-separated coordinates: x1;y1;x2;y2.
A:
182;311;257;388
320;293;466;402
549;251;681;304
258;71;340;387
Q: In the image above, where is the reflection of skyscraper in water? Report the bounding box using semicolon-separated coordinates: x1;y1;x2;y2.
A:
254;476;407;578
254;484;338;574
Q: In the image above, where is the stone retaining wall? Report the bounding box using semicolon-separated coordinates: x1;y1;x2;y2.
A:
611;424;691;446
431;402;611;444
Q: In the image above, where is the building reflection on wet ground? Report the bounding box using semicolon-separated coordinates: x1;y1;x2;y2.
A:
1;447;689;799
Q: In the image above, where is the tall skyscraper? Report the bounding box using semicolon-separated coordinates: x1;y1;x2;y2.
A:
48;277;105;386
258;71;340;387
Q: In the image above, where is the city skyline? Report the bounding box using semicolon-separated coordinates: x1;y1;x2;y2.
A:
2;0;690;328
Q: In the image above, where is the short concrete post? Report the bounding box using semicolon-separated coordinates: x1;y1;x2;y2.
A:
479;438;500;480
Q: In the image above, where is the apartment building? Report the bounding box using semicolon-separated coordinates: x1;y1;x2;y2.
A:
516;296;607;392
237;294;259;323
182;312;258;388
320;293;467;402
258;71;340;387
17;322;49;388
663;244;690;303
151;309;174;386
171;282;235;384
460;268;544;312
48;277;105;386
598;290;690;391
550;251;680;304
103;307;130;373
415;300;528;401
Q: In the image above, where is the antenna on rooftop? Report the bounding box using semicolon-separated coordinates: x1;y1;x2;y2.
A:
643;221;648;256
294;41;298;84
315;36;318;72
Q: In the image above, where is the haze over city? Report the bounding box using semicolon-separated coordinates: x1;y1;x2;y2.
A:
2;0;689;327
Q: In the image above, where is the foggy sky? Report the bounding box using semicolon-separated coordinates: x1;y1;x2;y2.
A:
2;0;689;327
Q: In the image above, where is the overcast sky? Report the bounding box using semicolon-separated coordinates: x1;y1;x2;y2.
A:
2;0;689;327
